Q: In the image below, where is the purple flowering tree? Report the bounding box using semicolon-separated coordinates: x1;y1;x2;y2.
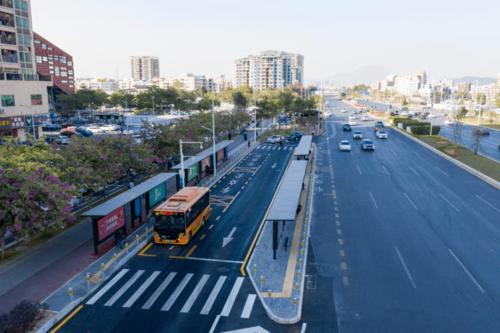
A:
0;167;75;258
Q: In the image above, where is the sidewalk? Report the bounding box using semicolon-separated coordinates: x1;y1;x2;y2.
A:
246;144;316;324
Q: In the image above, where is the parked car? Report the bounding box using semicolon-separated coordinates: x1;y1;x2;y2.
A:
338;140;352;152
267;135;284;144
376;130;388;139
287;131;304;142
342;124;352;132
56;135;70;145
361;139;375;151
480;129;490;136
361;116;369;122
353;131;363;140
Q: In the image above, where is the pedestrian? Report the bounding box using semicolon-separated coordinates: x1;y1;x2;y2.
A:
248;140;251;148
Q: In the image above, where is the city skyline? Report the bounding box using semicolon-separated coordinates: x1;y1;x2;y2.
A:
31;0;500;82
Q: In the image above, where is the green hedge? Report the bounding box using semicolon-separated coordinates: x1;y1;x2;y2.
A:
410;125;441;135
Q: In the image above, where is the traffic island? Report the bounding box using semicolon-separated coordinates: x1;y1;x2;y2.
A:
246;143;316;324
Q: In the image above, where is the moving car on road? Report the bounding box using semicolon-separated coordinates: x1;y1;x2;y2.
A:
361;139;375;151
153;186;211;245
267;135;284;144
287;131;304;142
338;140;352;152
342;124;352;132
353;130;363;140
376;130;388;139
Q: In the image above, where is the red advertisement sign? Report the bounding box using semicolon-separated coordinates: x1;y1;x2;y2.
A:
97;207;125;241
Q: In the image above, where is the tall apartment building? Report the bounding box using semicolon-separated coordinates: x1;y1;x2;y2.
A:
130;56;160;82
234;50;304;91
0;0;52;138
496;73;500;89
34;32;74;94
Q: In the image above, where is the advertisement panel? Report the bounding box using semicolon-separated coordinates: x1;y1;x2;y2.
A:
201;157;211;176
97;207;125;241
216;149;225;166
187;164;200;181
149;183;166;208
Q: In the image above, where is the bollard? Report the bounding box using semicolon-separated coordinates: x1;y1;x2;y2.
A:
136;234;140;242
259;275;264;289
68;287;74;301
86;272;92;289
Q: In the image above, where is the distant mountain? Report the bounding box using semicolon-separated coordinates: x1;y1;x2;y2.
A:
318;66;390;87
453;76;496;85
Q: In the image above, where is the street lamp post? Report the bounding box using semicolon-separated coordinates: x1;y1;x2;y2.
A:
211;86;217;178
179;140;203;188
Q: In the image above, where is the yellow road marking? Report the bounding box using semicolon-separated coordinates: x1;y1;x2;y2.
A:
200;234;206;240
186;245;197;257
138;242;156;257
49;304;84;333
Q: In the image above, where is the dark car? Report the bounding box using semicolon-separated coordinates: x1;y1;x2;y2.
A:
287;131;304;142
76;127;94;137
361;139;375;151
343;124;352;132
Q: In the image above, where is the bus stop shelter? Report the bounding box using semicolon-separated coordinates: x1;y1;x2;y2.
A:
171;140;233;186
82;173;178;254
266;160;308;259
293;135;312;160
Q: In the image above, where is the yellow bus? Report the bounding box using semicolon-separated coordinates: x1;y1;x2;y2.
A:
153;187;211;245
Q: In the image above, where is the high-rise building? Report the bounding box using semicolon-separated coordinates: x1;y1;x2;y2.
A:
130;56;160;82
234;50;304;91
496;73;500;89
34;32;74;94
0;0;52;138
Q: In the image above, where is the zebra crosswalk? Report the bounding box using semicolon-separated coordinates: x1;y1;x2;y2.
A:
256;144;295;151
85;269;256;319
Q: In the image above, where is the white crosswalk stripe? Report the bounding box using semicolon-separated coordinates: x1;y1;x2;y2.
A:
161;273;193;311
200;276;227;315
105;270;144;306
142;272;177;310
180;274;210;313
221;277;244;317
87;270;250;317
123;271;161;308
241;294;256;319
86;269;129;305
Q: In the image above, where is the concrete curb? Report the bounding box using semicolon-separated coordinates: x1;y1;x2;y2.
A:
391;126;500;190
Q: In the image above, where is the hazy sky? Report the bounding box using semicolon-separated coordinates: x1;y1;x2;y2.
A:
31;0;500;82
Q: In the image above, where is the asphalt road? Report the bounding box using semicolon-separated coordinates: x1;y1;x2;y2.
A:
311;100;500;333
52;142;306;333
439;124;500;162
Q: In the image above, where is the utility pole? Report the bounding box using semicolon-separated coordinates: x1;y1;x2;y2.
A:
211;85;217;178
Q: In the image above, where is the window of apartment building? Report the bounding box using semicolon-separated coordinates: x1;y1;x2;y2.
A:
14;0;28;11
42;43;47;49
54;67;60;76
1;49;17;62
60;56;66;64
42;56;47;62
53;55;59;62
68;70;73;75
61;80;67;84
30;94;42;105
47;54;53;61
0;12;14;27
34;39;40;44
1;95;15;107
67;61;72;66
0;30;15;45
14;16;28;29
61;71;67;77
35;55;42;63
0;0;14;9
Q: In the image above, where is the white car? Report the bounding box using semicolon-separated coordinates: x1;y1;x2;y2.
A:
353;131;363;140
341;109;347;113
376;131;388;139
338;140;352;152
361;116;369;121
444;119;456;125
348;115;357;121
267;135;283;144
349;120;358;126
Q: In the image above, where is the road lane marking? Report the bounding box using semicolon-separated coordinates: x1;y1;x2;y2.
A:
339;250;345;257
186;245;197;257
382;165;390;176
216;216;221;221
49;304;84;333
475;194;500;214
169;256;244;264
389;148;397;156
337;229;342;235
356;164;362;175
181;274;210;313
161;273;194;311
105;270;145;306
403;193;418;210
123;271;161;308
395;246;416;289
208;315;221;333
240;294;257;319
408;166;420;176
337;238;343;245
436;167;449;177
342;276;349;287
138;243;155;256
209;224;215;230
200;234;207;240
369;191;378;209
142;272;177;309
301;322;308;333
340;262;347;270
201;276;227;315
448;249;485;293
220;277;244;316
440;194;460;212
86;269;129;305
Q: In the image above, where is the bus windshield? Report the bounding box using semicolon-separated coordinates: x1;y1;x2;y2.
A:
155;213;185;238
